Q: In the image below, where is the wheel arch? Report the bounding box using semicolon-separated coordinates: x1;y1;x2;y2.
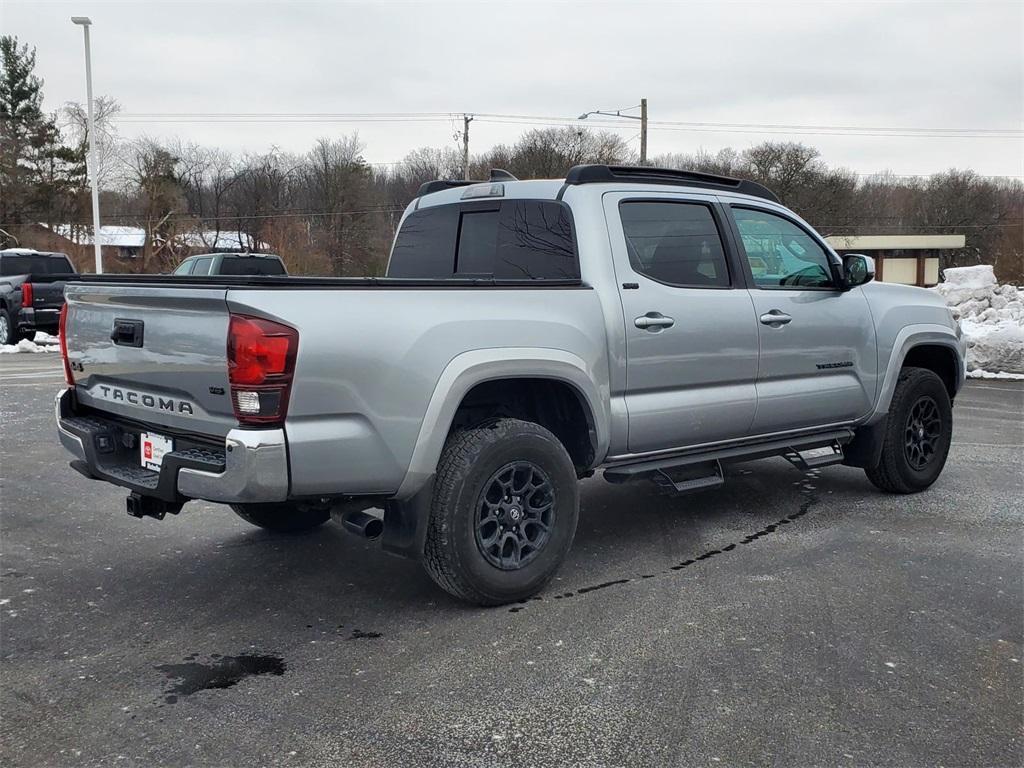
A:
395;348;610;499
868;325;965;424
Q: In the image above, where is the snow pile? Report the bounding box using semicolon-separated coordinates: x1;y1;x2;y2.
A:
0;331;60;355
931;265;1024;377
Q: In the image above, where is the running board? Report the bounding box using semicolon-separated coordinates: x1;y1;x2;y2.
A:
650;460;725;494
604;428;855;484
783;442;845;471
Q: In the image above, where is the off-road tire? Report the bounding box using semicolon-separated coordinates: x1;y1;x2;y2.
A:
423;418;579;606
865;367;953;494
230;502;330;533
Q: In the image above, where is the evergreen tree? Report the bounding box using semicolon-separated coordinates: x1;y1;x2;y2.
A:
0;35;85;229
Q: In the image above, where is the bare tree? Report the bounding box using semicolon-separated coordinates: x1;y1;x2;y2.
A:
60;96;121;189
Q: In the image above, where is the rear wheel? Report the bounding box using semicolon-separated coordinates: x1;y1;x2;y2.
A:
230;502;330;533
423;418;579;606
865;367;952;494
0;308;22;345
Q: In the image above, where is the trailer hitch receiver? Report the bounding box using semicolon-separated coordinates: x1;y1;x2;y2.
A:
126;492;183;520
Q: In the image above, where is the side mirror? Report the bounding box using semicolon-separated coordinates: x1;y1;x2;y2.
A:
843;254;875;288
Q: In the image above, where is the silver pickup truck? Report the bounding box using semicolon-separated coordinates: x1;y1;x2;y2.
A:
56;165;966;605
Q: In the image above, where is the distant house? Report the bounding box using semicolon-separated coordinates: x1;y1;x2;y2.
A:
179;230;267;252
33;224;267;264
825;234;966;288
46;224;147;261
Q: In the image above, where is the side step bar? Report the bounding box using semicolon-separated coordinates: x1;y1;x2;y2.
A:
604;428;854;485
650;460;725;493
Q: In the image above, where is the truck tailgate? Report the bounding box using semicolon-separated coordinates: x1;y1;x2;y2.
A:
28;278;69;308
64;283;236;437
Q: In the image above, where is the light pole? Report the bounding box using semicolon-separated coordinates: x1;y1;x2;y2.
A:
71;16;103;273
578;98;648;165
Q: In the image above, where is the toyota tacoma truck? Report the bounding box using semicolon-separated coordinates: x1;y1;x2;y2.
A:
0;248;77;344
55;165;966;606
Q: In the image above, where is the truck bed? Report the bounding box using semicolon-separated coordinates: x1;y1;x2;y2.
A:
60;277;607;501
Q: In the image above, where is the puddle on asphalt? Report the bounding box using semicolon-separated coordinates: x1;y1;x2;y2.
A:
156;653;285;703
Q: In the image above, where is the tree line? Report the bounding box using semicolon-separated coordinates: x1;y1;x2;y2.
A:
2;35;1021;281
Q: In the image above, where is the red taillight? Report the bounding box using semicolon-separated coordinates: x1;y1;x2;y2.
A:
227;314;298;426
21;282;33;306
59;303;74;386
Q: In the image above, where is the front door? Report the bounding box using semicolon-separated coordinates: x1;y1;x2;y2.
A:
605;192;760;455
727;205;877;433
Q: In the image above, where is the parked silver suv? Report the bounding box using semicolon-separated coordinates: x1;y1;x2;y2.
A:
56;165;965;605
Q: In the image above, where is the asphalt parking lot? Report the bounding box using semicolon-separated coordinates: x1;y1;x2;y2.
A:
1;353;1021;767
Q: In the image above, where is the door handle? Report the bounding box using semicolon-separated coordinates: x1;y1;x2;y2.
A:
635;312;675;331
759;310;792;327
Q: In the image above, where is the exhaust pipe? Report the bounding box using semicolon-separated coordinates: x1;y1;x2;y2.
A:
331;504;384;540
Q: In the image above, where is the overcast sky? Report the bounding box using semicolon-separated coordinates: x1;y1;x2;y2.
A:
4;0;1022;177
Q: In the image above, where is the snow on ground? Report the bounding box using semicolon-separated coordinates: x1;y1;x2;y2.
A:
931;265;1024;377
0;332;60;355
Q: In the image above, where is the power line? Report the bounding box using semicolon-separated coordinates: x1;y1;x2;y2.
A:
474;116;1022;140
90;110;1023;139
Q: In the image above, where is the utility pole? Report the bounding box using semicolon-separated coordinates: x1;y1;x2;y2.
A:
72;16;103;273
462;114;473;181
578;99;648;165
639;97;648;166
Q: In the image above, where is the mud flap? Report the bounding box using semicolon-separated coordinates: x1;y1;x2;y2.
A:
380;476;435;560
841;420;887;469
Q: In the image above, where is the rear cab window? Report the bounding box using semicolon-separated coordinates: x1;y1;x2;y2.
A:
0;255;75;276
218;257;286;276
388;200;579;280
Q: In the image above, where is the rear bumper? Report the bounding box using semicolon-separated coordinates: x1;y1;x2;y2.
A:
55;388;289;504
18;307;60;332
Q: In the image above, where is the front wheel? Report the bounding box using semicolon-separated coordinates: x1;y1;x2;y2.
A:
230;502;330;533
865;367;953;494
423;418;580;606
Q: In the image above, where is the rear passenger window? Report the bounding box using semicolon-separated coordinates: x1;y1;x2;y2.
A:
619;201;730;288
190;257;213;276
388;201;578;280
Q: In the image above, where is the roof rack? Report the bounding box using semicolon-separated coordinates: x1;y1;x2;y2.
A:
563;165;780;203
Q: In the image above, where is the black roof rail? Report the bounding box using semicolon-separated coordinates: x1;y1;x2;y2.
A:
563;164;780;203
415;179;485;197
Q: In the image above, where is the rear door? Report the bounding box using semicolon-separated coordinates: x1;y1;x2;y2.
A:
726;204;877;433
604;192;760;454
65;284;236;437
